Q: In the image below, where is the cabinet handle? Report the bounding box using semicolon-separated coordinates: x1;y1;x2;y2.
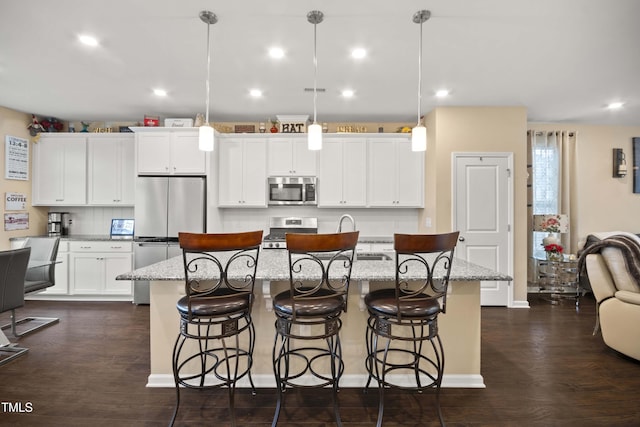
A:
80;246;92;249
56;199;64;202
110;246;122;249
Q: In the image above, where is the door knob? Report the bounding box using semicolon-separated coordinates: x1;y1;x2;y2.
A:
458;236;465;242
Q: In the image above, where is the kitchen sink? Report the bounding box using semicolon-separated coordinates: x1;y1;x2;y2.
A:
311;252;392;261
357;253;392;261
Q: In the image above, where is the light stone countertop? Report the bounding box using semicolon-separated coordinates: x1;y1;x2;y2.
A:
116;248;512;282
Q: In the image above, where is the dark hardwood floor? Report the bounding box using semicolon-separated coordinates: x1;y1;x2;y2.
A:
1;295;639;426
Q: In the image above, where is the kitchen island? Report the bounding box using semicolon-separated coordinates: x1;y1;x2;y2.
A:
118;249;511;389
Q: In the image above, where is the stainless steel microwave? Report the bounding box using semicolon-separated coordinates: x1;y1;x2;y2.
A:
267;176;317;206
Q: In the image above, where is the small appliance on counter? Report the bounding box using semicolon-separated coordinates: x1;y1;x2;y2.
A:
48;212;71;236
262;216;318;249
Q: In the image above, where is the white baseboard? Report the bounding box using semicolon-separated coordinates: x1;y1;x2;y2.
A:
510;299;530;308
147;373;485;389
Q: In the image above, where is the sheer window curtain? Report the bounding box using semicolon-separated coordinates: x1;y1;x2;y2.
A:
527;130;577;259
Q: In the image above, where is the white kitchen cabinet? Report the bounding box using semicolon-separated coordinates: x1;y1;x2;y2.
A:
368;136;424;207
218;137;267;207
32;134;87;205
68;241;132;296
318;137;367;207
267;136;316;176
134;128;206;175
87;134;135;205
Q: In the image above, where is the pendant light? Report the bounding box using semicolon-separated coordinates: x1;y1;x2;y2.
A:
307;10;324;151
412;10;430;152
199;10;217;152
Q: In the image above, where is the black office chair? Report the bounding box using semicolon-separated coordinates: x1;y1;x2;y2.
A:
364;232;459;427
271;231;359;427
0;247;31;366
1;237;60;337
171;230;263;427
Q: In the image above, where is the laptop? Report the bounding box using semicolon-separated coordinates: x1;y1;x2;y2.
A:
110;219;135;240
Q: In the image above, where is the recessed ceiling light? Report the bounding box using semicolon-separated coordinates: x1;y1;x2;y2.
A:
249;89;263;97
342;89;355;98
78;34;99;47
607;102;624;109
269;47;285;59
351;48;366;59
435;89;450;98
153;89;167;97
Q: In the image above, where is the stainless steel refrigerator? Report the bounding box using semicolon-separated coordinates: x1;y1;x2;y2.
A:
133;176;206;304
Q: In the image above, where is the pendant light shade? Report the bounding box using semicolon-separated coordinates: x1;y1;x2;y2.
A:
307;10;324;151
199;124;214;151
308;123;322;150
411;124;427;152
412;10;430;153
199;10;217;152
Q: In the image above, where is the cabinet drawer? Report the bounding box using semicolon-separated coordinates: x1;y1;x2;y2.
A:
58;241;69;253
69;241;132;252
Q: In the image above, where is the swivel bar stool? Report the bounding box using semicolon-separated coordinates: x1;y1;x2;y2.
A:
171;230;263;427
364;232;459;427
271;231;359;427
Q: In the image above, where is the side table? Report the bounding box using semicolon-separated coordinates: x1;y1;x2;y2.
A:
530;256;582;305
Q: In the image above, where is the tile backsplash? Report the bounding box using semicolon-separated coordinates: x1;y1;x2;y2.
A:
49;206;134;235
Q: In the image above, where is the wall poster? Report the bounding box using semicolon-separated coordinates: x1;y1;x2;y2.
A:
5;135;29;180
5;192;27;210
4;213;29;231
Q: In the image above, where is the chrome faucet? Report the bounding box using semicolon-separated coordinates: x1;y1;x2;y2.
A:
336;214;356;233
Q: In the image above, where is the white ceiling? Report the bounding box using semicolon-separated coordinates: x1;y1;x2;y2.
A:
1;0;639;126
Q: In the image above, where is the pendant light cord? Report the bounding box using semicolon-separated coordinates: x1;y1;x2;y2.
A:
313;20;318;125
205;21;211;124
417;18;423;126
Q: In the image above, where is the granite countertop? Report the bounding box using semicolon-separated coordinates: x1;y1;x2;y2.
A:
117;249;512;283
10;234;120;242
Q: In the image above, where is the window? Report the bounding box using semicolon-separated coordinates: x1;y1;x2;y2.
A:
532;137;560;254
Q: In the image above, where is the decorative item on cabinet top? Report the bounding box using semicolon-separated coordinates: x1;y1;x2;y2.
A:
277;115;309;133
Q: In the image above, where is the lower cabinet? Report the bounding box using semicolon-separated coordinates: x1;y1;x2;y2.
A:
68;241;133;297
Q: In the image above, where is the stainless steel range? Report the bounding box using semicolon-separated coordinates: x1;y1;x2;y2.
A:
262;217;318;249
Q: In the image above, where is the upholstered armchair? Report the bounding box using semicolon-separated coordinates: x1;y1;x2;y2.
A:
579;231;640;361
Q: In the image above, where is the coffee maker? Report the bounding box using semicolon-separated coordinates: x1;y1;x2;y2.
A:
48;212;70;236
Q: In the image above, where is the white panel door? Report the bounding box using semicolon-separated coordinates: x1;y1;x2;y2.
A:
454;154;512;306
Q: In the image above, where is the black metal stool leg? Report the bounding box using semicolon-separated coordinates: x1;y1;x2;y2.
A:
272;331;287;427
170;334;184;427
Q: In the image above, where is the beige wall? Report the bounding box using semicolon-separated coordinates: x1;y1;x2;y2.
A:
422;107;529;303
0;107;47;250
529;123;640;249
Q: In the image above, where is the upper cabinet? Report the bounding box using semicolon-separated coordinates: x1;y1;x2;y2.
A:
87;134;135;205
267;136;316;176
133;128;206;175
218;136;267;207
32;134;87;206
368;136;424;207
318;137;367;207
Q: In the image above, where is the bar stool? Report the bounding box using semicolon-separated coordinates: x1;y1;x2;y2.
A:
171;230;263;427
364;232;459;427
271;231;359;427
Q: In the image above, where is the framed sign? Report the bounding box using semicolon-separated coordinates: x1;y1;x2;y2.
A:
4;213;29;231
5;135;29;180
5;192;27;210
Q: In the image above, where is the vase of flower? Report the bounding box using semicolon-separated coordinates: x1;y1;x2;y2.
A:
544;243;564;262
